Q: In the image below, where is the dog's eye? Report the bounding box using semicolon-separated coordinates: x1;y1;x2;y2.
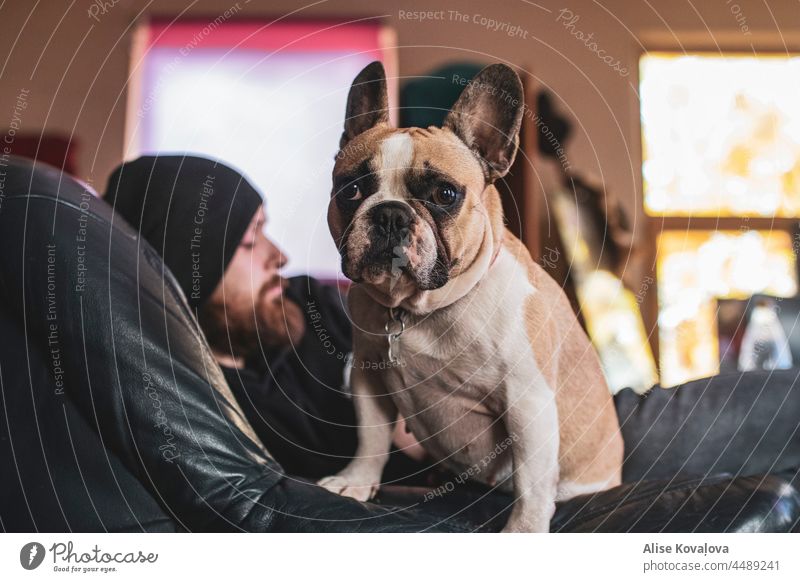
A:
432;185;459;206
344;183;362;201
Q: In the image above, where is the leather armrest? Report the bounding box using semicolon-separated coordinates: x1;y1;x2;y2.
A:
376;473;800;532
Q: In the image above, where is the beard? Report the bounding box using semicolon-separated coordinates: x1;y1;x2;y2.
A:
199;276;306;362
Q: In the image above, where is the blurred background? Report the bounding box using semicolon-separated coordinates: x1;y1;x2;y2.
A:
2;0;800;391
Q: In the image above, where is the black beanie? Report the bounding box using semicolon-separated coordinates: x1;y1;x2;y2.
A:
104;155;263;309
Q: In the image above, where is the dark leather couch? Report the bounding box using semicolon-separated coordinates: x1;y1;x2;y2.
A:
1;157;798;532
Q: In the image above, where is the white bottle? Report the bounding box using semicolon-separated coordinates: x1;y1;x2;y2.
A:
738;300;793;372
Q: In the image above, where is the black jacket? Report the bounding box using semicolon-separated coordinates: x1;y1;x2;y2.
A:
222;276;359;479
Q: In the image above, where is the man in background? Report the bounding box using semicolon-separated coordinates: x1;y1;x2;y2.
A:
103;154;424;480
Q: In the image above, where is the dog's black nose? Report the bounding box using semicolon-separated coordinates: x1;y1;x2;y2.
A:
372;202;413;240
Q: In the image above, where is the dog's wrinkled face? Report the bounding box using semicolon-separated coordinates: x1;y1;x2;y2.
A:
328;62;524;306
330;126;485;296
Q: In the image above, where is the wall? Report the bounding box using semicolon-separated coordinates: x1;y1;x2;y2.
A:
1;0;799;237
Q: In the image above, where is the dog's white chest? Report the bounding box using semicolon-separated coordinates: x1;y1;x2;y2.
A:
381;249;542;486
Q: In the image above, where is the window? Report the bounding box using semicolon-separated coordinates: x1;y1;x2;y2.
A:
641;54;800;217
128;19;396;279
640;53;800;386
656;230;797;387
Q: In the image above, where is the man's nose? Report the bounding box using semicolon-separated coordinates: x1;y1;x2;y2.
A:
266;241;287;269
372;202;413;241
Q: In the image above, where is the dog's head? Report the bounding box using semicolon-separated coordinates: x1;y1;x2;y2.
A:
328;61;524;307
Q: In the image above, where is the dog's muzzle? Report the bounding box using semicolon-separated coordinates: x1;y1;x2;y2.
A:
370;201;413;246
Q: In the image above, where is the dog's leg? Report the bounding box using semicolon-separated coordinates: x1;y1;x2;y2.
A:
317;360;396;501
501;382;559;533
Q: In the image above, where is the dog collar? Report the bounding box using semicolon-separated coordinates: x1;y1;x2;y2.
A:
397;219;500;314
385;307;406;364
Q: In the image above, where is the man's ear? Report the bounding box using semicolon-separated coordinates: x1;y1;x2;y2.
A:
340;61;389;149
443;64;524;182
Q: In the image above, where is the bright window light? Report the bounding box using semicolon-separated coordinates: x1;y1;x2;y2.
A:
131;21;391;279
657;230;797;386
641;54;800;217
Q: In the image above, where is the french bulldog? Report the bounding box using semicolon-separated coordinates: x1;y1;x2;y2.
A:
318;62;623;532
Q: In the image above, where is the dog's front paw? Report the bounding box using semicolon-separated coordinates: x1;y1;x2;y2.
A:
501;504;554;533
317;474;380;502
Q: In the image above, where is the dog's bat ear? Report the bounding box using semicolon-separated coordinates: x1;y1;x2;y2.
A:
443;64;524;183
340;61;389;150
